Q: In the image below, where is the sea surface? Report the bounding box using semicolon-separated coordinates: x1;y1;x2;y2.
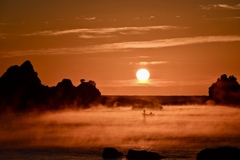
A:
1;105;240;160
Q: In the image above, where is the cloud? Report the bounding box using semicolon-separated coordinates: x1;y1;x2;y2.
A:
200;4;240;10
105;78;210;87
21;26;185;37
0;23;10;26
78;34;115;39
98;79;176;87
130;61;169;66
204;16;240;21
1;35;240;58
0;33;6;39
91;35;240;51
149;16;155;19
218;4;240;10
84;17;96;21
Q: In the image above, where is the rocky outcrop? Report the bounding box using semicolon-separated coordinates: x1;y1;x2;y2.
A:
209;74;240;105
196;146;240;160
0;60;43;111
0;60;101;112
102;147;123;159
126;149;164;160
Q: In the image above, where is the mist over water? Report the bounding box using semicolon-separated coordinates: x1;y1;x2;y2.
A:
1;105;240;159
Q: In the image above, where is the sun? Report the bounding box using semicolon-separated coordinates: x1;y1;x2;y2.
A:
136;68;150;82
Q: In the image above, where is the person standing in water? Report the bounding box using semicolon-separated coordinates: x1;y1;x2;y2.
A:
143;109;146;115
143;109;146;122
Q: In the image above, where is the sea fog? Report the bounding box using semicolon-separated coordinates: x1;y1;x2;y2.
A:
1;105;240;159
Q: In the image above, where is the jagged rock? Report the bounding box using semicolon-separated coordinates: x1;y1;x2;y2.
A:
126;149;164;160
0;60;41;93
0;60;43;110
196;146;240;160
0;60;101;112
209;74;240;105
76;79;101;107
102;147;123;159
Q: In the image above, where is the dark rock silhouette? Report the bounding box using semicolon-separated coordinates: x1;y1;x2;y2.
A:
209;74;240;105
0;60;101;112
126;149;164;160
102;147;123;159
0;60;43;111
196;146;240;160
76;79;101;107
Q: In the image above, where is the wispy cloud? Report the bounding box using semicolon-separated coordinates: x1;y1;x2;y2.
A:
22;26;185;37
1;35;240;58
0;33;6;39
92;35;240;51
148;16;156;19
98;77;212;88
130;61;169;66
78;34;115;39
205;16;240;21
84;17;96;21
114;78;209;87
99;79;176;87
0;23;10;26
200;4;240;10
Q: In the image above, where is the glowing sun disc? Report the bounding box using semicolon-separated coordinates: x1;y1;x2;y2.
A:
136;68;150;81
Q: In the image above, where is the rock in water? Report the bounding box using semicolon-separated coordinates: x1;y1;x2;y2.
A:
196;146;240;160
126;149;164;160
102;147;123;159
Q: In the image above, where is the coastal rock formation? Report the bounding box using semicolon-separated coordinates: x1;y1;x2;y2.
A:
0;60;43;111
209;74;240;105
102;147;123;159
0;60;101;112
196;146;240;160
126;149;164;160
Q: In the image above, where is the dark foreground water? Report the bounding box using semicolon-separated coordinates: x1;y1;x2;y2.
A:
0;147;195;160
1;105;240;160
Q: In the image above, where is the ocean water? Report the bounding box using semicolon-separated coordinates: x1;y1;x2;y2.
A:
1;105;240;160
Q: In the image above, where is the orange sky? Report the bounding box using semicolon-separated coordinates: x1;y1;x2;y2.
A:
0;0;240;95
